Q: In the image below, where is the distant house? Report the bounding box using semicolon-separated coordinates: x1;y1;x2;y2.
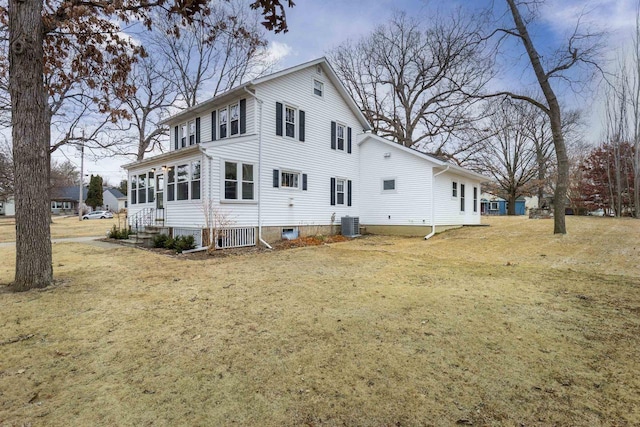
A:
480;193;525;215
51;186;88;215
102;188;127;212
0;196;15;216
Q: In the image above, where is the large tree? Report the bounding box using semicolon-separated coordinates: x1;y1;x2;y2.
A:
329;10;492;160
5;0;292;291
85;174;103;210
579;142;635;215
476;99;540;214
116;0;273;161
488;0;603;234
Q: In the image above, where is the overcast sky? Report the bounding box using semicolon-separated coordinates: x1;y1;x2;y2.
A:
55;0;640;186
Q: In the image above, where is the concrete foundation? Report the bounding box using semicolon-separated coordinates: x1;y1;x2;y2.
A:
360;224;461;237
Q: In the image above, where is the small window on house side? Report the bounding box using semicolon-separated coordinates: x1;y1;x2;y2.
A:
452;181;458;198
314;80;324;97
336;124;345;151
230;103;239;136
285;106;296;138
280;171;300;189
383;179;396;191
219;107;228;139
188;120;196;145
336;179;345;205
180;124;187;148
460;184;466;212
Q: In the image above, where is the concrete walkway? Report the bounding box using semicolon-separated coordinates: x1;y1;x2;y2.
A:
0;236;121;249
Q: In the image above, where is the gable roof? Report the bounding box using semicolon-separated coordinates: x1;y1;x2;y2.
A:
359;133;488;182
105;187;126;199
161;57;372;131
51;186;88;201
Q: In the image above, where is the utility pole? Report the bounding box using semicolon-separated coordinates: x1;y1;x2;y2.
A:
78;134;84;221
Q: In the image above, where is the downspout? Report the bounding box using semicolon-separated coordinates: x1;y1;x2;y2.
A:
243;86;272;249
198;145;215;249
425;165;450;240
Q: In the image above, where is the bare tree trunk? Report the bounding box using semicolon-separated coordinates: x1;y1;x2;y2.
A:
506;0;568;234
507;192;517;215
633;3;640;218
9;0;53;290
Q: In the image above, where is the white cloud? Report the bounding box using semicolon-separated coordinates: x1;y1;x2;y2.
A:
265;41;293;64
540;0;637;36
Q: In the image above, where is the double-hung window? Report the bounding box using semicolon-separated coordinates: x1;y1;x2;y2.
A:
180;124;187;148
473;187;478;212
336;124;345;151
330;121;351;153
176;164;189;201
148;171;155;203
330;177;351;206
167;166;175;202
138;173;147;204
242;164;254;199
229;103;240;136
224;161;254;201
219;107;228;139
131;176;138;204
276;102;304;141
336;179;345;205
191;161;201;200
314;80;324;97
460;184;466;212
188;120;196;145
452;181;458;198
285;106;296;138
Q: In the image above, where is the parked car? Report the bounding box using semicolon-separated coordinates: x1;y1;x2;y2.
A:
587;208;614;217
82;210;113;220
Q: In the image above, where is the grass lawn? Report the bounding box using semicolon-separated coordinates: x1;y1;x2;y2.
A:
0;215;124;243
0;216;638;426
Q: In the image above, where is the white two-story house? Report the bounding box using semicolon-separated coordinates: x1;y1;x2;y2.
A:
123;57;486;248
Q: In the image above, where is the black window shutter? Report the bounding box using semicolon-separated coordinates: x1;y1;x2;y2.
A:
174;126;179;150
347;180;352;206
330;177;336;206
302;173;308;191
240;98;246;134
195;117;201;144
211;111;216;141
299;110;305;142
273;169;279;187
347;127;352;153
331;121;336;150
275;102;283;136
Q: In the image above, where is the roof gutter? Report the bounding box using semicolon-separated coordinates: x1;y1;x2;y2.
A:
425;165;450;240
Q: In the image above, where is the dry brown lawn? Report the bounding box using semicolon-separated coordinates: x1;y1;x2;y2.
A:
0;216;638;426
0;215;123;243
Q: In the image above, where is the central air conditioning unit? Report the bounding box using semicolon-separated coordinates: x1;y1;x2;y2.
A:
341;216;360;237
